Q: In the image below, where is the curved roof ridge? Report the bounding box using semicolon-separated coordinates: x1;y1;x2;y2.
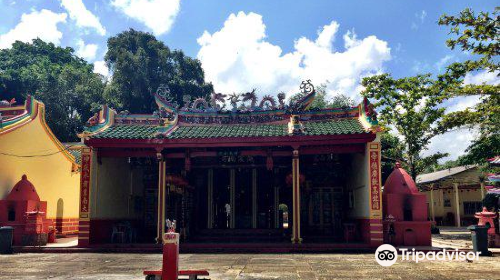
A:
1;96;81;170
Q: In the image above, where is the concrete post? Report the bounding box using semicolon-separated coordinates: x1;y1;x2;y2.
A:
429;183;435;222
453;183;461;227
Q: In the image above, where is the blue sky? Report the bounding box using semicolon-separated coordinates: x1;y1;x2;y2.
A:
0;0;498;161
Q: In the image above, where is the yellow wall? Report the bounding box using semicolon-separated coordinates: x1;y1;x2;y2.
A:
424;188;483;218
91;157;144;219
346;149;370;219
0;116;80;220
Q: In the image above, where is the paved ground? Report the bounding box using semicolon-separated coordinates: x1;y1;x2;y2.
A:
1;228;499;280
1;251;499;280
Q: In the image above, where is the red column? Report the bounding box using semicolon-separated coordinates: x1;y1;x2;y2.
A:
291;149;302;244
368;142;383;247
156;153;167;243
78;147;93;247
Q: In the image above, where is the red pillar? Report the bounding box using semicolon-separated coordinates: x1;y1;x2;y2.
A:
156;153;167;243
291;149;302;244
368;142;383;247
78;147;93;247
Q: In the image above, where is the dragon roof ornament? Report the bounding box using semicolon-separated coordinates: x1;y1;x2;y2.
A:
150;80;368;125
154;80;317;116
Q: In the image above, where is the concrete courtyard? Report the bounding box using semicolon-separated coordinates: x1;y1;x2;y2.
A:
0;251;499;280
1;228;500;280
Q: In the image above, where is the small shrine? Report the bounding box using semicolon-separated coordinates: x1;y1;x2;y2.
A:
475;207;497;235
383;163;431;246
0;175;53;245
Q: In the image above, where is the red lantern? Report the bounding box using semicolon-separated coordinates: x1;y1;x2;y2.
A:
285;173;306;186
166;175;188;187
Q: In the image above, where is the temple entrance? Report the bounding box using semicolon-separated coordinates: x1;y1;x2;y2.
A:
235;168;252;228
213;169;230;229
208;168;278;230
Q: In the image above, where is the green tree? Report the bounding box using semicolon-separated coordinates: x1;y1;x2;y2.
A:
380;132;404;184
0;39;105;141
423;158;461;173
288;83;354;109
438;7;500;165
361;74;451;180
104;29;213;113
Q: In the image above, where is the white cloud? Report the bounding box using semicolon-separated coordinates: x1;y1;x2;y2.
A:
197;12;391;101
445;70;500;113
463;70;500;85
411;10;427;30
435;55;453;70
411;60;430;73
76;40;98;61
443;96;482;114
111;0;180;35
418;10;427;23
0;9;67;49
93;60;109;77
423;128;478;162
58;0;106;35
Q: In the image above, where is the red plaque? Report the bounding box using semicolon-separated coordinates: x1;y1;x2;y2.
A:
369;146;381;211
79;151;92;217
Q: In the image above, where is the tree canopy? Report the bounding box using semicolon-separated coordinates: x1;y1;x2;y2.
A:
361;73;453;180
103;29;213;113
0;39;105;141
288;83;354;109
0;30;215;141
380;132;404;184
438;7;499;165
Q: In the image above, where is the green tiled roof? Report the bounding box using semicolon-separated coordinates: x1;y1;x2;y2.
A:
168;119;367;139
90;125;159;139
169;124;288;139
303;119;367;136
89;119;368;140
68;149;82;165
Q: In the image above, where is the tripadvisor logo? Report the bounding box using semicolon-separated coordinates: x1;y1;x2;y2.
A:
375;244;398;267
375;244;481;267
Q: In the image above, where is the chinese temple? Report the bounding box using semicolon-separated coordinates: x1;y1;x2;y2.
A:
77;81;385;250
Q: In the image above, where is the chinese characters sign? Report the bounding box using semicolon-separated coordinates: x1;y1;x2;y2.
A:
79;148;92;218
369;143;382;214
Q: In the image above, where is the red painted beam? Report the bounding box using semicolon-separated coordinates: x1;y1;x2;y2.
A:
98;149;157;158
85;133;376;149
300;145;364;154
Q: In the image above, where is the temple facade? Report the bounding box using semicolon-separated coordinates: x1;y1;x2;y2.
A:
77;82;385;249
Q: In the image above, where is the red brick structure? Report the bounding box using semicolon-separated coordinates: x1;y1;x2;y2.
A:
383;163;431;246
0;175;53;245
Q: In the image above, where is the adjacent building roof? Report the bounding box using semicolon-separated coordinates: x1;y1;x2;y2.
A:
488;156;500;165
416;165;479;186
63;143;85;165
